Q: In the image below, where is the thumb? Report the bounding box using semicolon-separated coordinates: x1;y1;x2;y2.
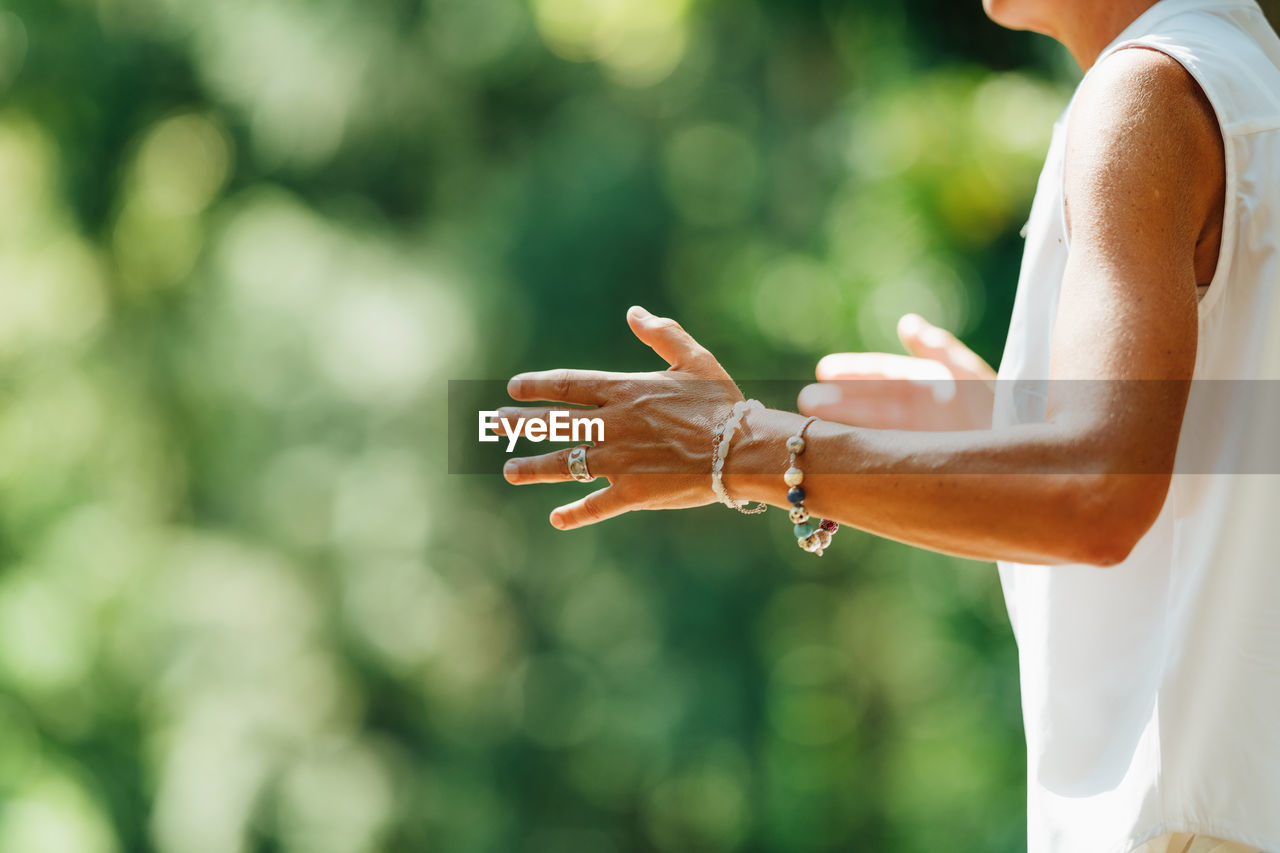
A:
897;313;995;380
627;306;725;376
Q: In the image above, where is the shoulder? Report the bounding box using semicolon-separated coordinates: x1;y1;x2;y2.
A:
1081;44;1208;102
1064;46;1224;234
1068;46;1221;168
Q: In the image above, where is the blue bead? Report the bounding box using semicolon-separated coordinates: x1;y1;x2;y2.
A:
794;522;815;539
787;486;805;505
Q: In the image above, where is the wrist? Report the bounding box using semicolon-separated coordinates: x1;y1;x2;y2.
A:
721;407;808;507
709;399;769;514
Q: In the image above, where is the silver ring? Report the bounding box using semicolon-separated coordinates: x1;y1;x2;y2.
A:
567;446;594;482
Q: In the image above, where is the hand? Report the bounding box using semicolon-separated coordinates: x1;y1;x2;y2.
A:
798;314;996;431
502;306;743;530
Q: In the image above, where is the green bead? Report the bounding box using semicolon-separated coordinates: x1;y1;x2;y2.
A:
794;522;815;539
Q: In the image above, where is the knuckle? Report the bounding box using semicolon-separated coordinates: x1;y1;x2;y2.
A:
552;369;574;399
686;349;714;370
605;417;630;441
607;377;634;404
581;496;605;523
593;447;614;477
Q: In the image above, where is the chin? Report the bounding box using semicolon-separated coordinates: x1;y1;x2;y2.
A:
982;0;1045;32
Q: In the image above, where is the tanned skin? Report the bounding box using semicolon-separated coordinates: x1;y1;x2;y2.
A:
501;0;1226;567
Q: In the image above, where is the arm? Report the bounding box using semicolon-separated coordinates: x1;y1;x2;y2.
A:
722;48;1219;565
505;49;1223;567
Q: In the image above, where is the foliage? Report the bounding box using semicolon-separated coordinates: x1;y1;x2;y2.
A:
0;0;1072;850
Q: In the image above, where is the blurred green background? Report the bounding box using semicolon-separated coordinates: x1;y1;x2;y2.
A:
0;0;1087;850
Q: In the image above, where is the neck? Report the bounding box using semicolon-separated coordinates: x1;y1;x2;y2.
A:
1051;0;1162;69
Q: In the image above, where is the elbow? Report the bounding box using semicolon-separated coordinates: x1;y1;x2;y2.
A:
1061;472;1171;567
1076;530;1139;569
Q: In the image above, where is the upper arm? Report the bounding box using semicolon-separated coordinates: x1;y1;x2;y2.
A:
1050;47;1224;385
1045;48;1226;533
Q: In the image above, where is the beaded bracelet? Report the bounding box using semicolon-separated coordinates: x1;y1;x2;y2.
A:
711;399;769;515
785;416;839;555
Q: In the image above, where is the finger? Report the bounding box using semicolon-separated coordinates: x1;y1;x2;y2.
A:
508;369;620;404
550;485;631;530
626;306;724;376
798;382;844;418
492;406;602;437
897;314;996;380
503;446;575;485
503;444;615;485
798;382;911;427
815;351;950;382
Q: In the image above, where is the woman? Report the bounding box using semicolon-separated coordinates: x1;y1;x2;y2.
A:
502;0;1280;850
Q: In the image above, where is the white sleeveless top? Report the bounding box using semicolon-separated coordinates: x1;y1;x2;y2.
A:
994;2;1280;852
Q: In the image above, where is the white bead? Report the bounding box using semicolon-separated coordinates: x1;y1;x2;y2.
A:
789;506;810;525
799;532;824;553
784;467;804;487
786;435;805;454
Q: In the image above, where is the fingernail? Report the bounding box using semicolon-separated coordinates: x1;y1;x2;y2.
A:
507;376;522;397
629;305;651;320
899;313;924;336
549;511;565;529
504;459;518;478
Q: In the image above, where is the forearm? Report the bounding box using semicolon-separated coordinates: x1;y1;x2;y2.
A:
721;407;1167;565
